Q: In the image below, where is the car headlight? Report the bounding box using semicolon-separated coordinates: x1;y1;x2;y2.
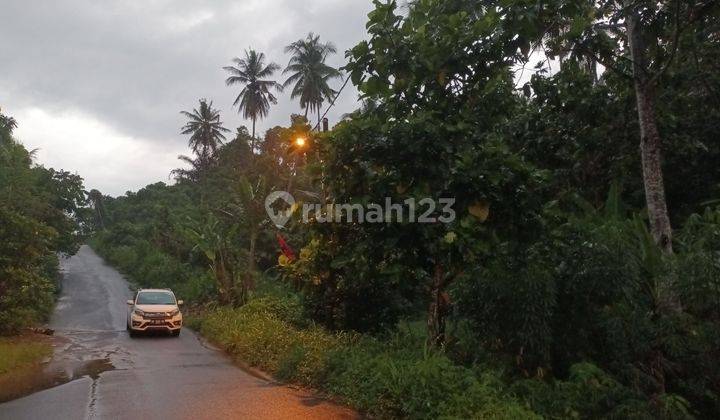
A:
133;309;145;317
169;309;180;317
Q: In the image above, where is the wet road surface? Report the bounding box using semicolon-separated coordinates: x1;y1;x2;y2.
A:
0;246;356;420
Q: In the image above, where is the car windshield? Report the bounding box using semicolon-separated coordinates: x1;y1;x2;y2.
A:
136;292;175;305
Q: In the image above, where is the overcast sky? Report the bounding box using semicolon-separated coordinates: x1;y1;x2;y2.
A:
1;0;374;196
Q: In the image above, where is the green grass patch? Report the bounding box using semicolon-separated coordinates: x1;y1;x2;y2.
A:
0;336;52;375
197;296;538;419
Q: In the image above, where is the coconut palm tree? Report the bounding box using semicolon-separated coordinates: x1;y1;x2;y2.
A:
179;99;229;170
170;155;203;182
223;50;282;150
0;110;18;144
0;114;17;133
283;33;342;127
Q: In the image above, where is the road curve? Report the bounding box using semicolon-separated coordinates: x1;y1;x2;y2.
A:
0;246;357;420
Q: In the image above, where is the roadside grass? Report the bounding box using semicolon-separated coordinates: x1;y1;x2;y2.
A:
0;336;52;375
194;296;538;419
0;335;54;403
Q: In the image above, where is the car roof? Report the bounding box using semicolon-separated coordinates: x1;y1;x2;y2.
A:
137;288;174;294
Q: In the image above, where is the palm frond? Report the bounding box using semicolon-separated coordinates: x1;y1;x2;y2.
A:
223;49;282;136
179;99;229;169
282;32;342;115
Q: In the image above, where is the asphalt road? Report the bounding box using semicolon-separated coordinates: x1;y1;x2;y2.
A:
0;246;356;420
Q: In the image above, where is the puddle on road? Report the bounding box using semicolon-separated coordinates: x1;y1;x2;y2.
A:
80;358;114;379
0;335;116;403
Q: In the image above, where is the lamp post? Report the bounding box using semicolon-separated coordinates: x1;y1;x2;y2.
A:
287;135;307;193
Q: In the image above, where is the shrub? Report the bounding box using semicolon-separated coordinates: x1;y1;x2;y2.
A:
454;216;644;373
90;235;215;304
0;207;59;335
176;270;216;303
455;209;720;418
200;301;346;385
675;208;720;320
324;339;537;419
512;363;692;419
107;245;138;274
199;296;538;419
239;296;306;327
0;268;55;335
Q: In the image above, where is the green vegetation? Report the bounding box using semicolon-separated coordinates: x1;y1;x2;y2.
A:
0;112;88;335
54;1;720;418
224;49;282;140
88;182;213;301
194;290;699;419
177;99;231;175
0;337;52;375
282;33;343;125
196;297;538;419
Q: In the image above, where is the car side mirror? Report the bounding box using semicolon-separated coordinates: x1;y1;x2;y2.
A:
177;300;184;306
126;300;134;305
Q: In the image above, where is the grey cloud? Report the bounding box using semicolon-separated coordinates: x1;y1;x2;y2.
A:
1;0;373;147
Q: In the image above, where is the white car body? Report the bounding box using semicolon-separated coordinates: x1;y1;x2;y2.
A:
126;289;183;337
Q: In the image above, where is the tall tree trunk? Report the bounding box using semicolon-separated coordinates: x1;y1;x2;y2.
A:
625;10;681;396
626;10;673;254
214;256;232;305
95;206;105;230
427;264;449;348
251;117;256;155
245;228;259;293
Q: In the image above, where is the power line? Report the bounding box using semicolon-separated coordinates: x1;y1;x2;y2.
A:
313;75;351;131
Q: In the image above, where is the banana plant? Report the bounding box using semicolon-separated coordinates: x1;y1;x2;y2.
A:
183;214;242;304
229;175;273;294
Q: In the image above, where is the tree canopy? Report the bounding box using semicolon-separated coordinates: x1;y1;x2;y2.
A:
283;33;342;126
224;49;283;142
0;111;88;334
5;0;720;417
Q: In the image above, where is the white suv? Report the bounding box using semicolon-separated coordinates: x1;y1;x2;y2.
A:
126;289;183;337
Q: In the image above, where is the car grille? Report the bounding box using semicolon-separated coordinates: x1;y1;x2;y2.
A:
144;312;169;318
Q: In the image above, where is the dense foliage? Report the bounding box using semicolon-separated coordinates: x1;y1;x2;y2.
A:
92;116;312;304
196;296;538;419
0;112;87;334
86;0;720;417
